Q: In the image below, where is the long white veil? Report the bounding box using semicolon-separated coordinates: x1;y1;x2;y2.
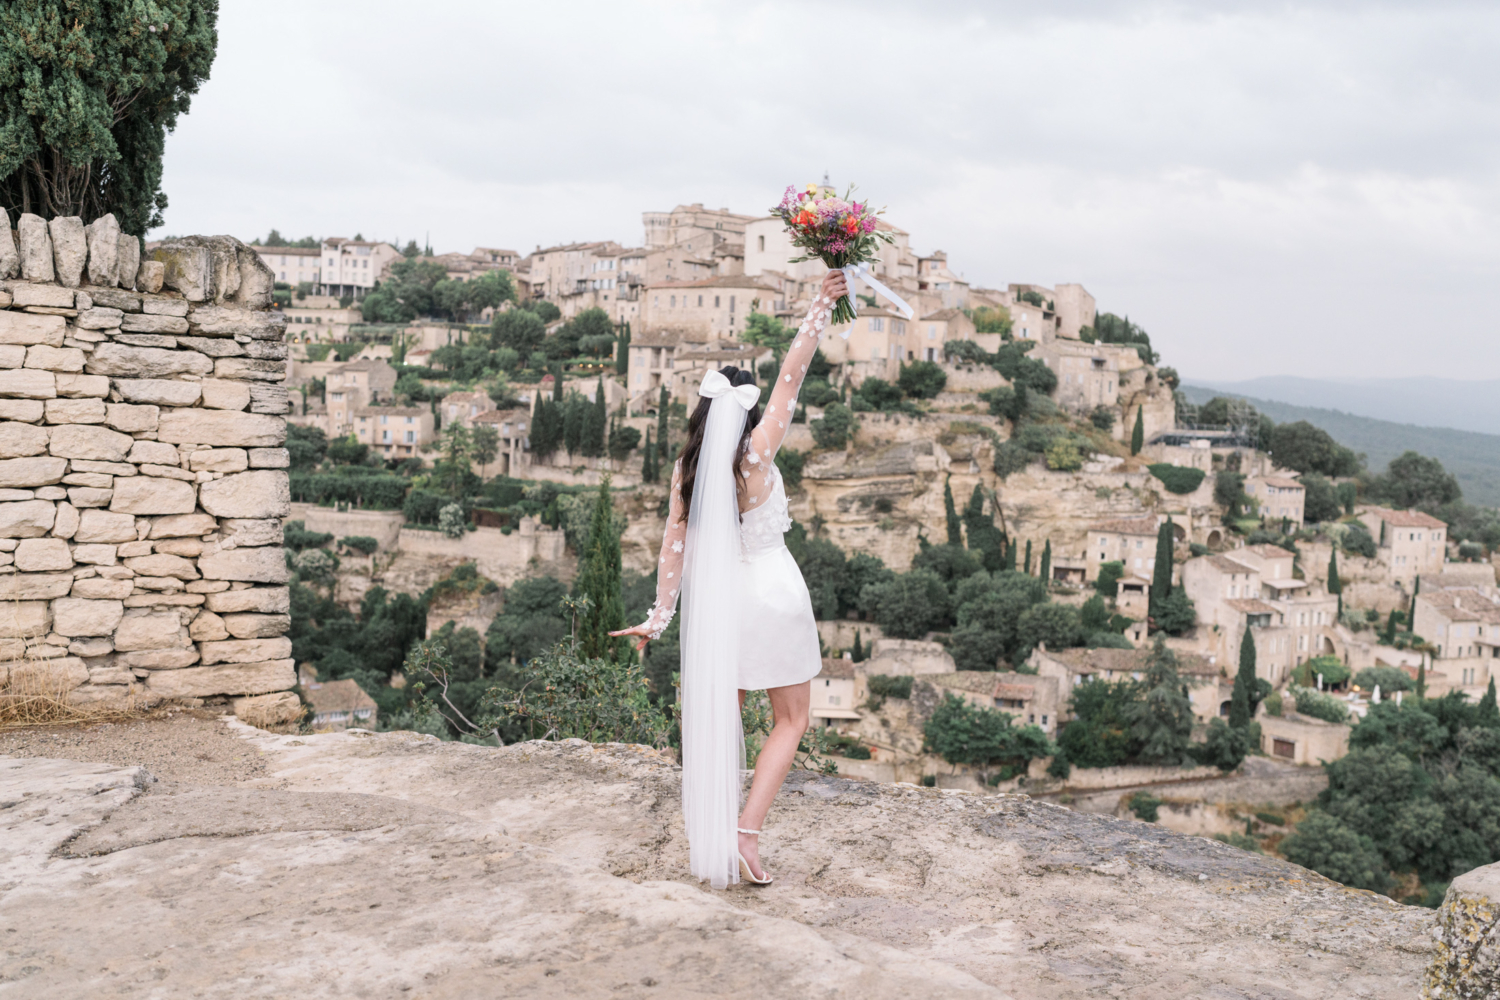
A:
680;371;757;889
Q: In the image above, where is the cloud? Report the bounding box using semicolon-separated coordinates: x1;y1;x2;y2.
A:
158;0;1500;378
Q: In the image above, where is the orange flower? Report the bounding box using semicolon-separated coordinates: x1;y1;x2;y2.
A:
795;210;815;227
843;216;860;235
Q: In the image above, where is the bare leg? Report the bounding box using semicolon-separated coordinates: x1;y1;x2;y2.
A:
737;681;810;879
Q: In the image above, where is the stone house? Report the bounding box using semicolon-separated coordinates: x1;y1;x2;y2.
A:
811;658;861;728
865;638;956;676
642;203;756;253
324;359;396;438
1412;589;1500;693
1085;516;1161;583
817;305;910;369
639;276;778;340
441;390;495;428
303;677;378;730
1043;339;1129;417
1428;563;1499;599
318;238;400;300
351;405;433;460
1029;646;1222;725
470;407;531;477
254;245;321;286
1358;506;1447;589
928;669;1063;735
627;329;683;408
1246;476;1305;526
1257;710;1349;765
282;296;362;343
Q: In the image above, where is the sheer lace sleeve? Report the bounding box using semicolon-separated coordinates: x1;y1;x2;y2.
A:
739;292;835;508
639;459;686;639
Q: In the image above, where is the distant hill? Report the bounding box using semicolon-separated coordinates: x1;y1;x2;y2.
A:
1184;376;1500;436
1179;385;1500;508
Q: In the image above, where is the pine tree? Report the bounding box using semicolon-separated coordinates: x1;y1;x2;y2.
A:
852;630;864;663
1125;636;1196;764
577;476;625;660
1229;626;1255;728
1039;539;1051;584
1480;678;1499;727
1130;407;1145;456
641;427;655;482
1024;539;1033;575
943;477;962;545
1150;519;1175;612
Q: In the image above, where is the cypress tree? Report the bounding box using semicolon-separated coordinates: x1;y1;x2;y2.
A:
551;363;564;402
577;476;625;660
530;390;549;458
1004;539;1017;572
852;630;864;663
1039;539;1051;584
641;427;655;482
1417;661;1427;700
1409;575;1421;629
943;477;962;546
562;393;583;454
1480;678;1499;727
1150;519;1175;610
1229;626;1255;728
963;484;1005;572
1024;539;1033;575
1382;609;1399;645
656;386;670;463
582;376;608;458
616;321;631;377
1130;407;1145;456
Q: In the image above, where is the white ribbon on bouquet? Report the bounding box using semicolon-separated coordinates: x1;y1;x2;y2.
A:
837;261;914;337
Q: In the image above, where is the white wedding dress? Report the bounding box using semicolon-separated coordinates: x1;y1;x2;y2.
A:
638;293;832;692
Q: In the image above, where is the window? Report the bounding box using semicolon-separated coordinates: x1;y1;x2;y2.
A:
405;430;415;444
380;415;387;425
670;295;676;307
869;317;884;332
870;346;880;360
730;295;736;313
758;235;765;252
382;430;390;443
928;327;937;340
894;320;905;335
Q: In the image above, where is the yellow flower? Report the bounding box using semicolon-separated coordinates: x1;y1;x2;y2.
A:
806;184;818;194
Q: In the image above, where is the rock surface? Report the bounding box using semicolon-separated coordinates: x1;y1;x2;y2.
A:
0;726;1437;999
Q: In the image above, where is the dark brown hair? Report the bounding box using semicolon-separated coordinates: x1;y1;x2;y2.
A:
676;365;760;523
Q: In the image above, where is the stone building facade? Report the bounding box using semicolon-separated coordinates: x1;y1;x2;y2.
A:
0;212;297;722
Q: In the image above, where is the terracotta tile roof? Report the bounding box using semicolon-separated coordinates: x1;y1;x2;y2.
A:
254;245;320;256
818;658;856;680
1205;555;1256;575
331;359;396;373
303;678;376;714
1256;476;1303;489
1243;544;1294;559
1225;598;1281;616
1418;589;1500;623
1089;517;1159;535
645;276;780;292
354;405;428;417
930;671;1003;695
920;308;965;321
1041;645;1219;677
994;683;1036;700
1365;507;1448;529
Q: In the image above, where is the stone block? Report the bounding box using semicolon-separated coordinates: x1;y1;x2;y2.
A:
17;214;54;282
14;537;72;572
108;476;195;515
220;518;283;547
0;490;31;502
116;647;199;668
85;214;121;286
136;260;164;294
199;378;251;411
10;284;74;308
0;368;56;399
248;384;289;414
114;611;188;651
0;344;25;368
85;342;212;378
186;580;229;593
7;656;88;691
70;637;114;658
51;597;124;637
49;216;86;287
71;577;133;599
88;288;141;313
70;543;117;565
149;512;217;537
122;594;203;609
76;307;125;330
44;398;106;424
221;612;291;639
137;463;195;482
0;311;65;347
244;341;289;361
113;333;177;349
70;459;134;475
0;499;56;537
197;636;291;665
54;373;110;398
145;658;294;698
0;573;73;600
230;690;304;726
0;421;49;457
123;552;199;580
104;403;158;434
0;601;49;638
197;470;288;519
149;244;213;301
156;409;283;447
153;537;202;557
247;447;289;469
197;546;288;584
34;485;66;500
117;236;141;292
48;423;133;462
0;400;43;422
0;456;66;487
50;500;79;539
66;486;113;507
127;440;179;466
120;313;190;335
204;585;289;615
112;378;201;406
186;304;287;340
213;357;285;382
189;610;229;641
25;345;84;372
141;297;191;317
177;336;245;358
0;209;17;279
189;448;248;473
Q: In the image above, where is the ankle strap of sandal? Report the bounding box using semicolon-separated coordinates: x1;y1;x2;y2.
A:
737;827;761;835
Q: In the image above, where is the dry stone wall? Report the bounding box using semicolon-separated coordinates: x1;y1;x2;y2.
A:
0;211;296;721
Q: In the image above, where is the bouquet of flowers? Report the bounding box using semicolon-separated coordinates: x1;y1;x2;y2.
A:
771;183;895;325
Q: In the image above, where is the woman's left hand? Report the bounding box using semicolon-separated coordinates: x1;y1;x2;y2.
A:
609;624;654;652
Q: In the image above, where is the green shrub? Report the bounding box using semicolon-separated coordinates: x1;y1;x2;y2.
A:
1213;832;1263;854
1129;791;1161;822
290;470;409;510
404;488;448;525
1089;406;1115;431
1289;685;1350;724
339;535;379;556
1044;438;1084;472
811;402;858;449
283;520;334;551
1255;811;1286;826
867;674;914;701
1147;463;1207;494
992;441;1033;479
1293;654;1350;689
898;361;947;400
1354;665;1414;694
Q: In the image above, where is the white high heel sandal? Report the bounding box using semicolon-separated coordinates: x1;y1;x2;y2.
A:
737;827;773;885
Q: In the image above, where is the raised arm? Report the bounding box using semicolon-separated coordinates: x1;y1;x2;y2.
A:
612;458;686;650
750;269;847;462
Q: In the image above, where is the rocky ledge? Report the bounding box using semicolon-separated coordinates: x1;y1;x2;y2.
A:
1;726;1439;998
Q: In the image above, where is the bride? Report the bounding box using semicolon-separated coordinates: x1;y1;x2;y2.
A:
612;269;848;888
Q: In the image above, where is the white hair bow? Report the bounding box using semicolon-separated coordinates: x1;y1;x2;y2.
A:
698;370;760;410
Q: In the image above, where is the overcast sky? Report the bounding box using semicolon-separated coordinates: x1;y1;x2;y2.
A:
158;0;1500;381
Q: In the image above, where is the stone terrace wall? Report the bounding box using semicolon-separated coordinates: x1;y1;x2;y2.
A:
0;211;296;722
